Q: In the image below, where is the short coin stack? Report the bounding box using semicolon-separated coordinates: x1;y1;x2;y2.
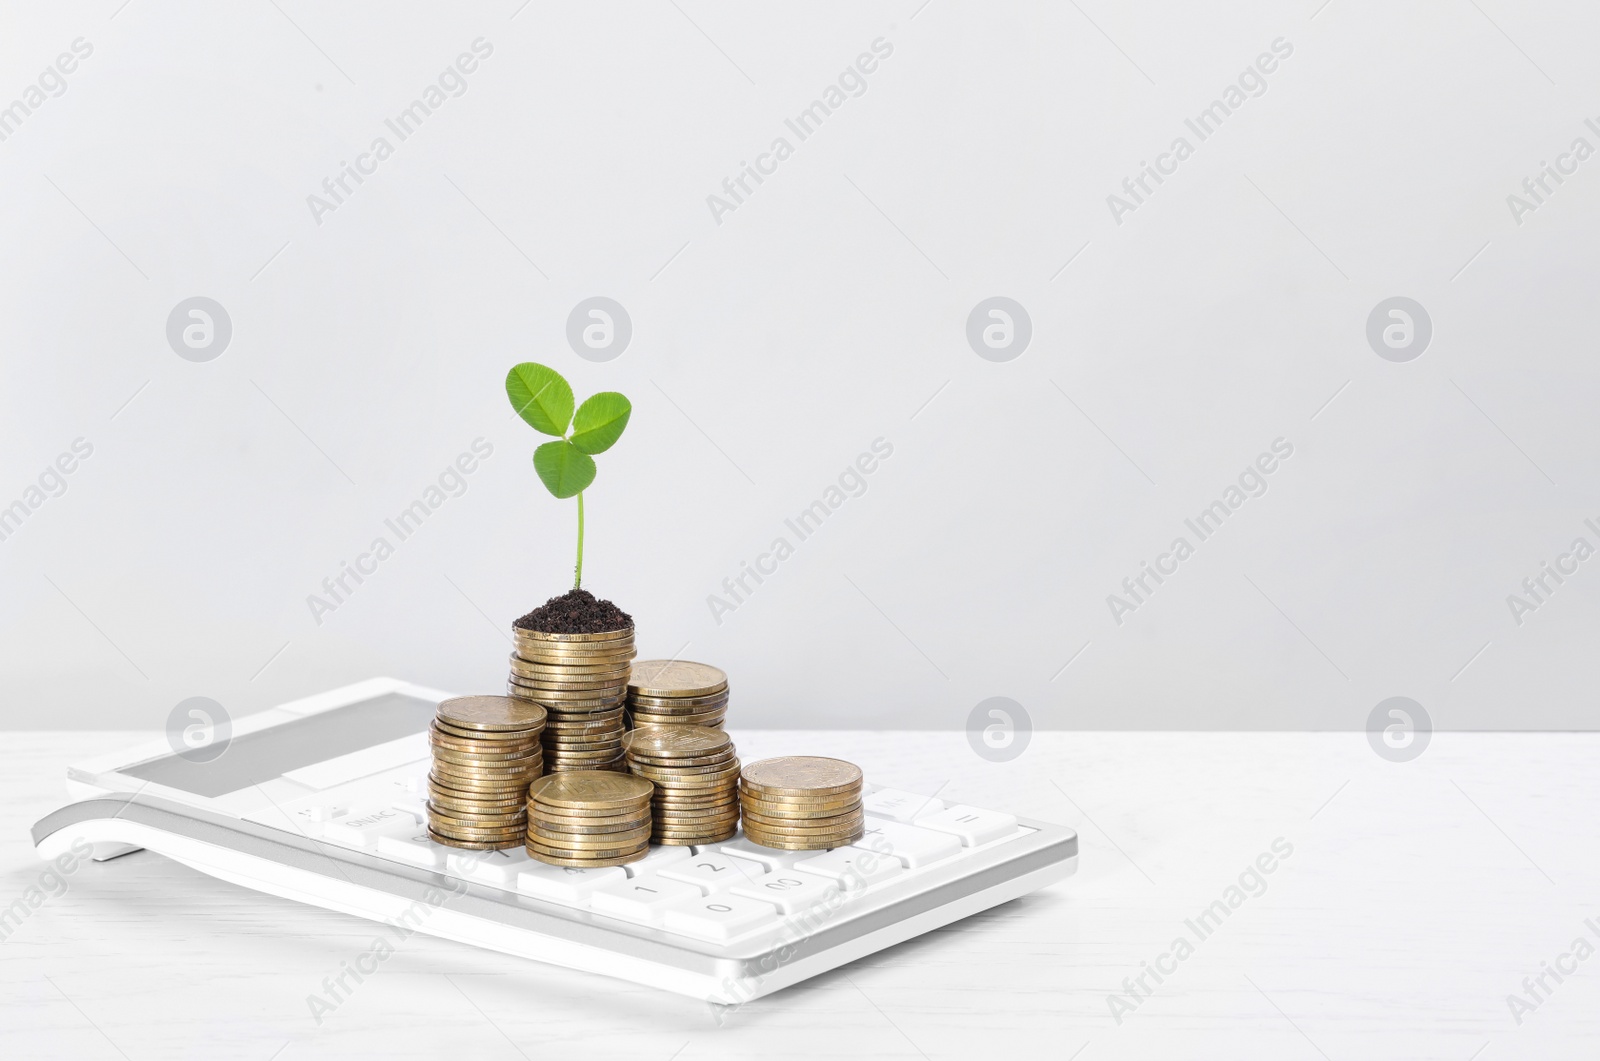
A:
509;624;634;773
427;695;546;849
626;660;729;730
739;757;865;850
621;725;741;845
525;772;654;867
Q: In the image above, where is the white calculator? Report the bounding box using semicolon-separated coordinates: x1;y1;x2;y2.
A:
31;678;1078;1003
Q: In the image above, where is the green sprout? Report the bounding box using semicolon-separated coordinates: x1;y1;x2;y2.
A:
505;362;631;588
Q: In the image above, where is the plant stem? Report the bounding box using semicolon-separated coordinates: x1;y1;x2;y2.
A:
574;490;584;588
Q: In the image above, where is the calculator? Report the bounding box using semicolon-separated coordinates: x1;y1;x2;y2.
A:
31;678;1078;1003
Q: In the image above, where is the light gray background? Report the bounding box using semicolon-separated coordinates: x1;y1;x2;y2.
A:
2;0;1596;731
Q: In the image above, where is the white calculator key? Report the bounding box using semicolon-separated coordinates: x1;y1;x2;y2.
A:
729;870;839;913
322;807;416;847
661;893;781;942
624;845;692;877
913;805;1018;847
864;788;945;824
376;830;449;868
590;874;703;924
861;820;962;868
658;854;766;893
456;848;534;888
391;798;426;824
795;846;904;888
715;837;810;869
516;861;626;904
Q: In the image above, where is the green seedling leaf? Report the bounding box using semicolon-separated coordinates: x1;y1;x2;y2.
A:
506;363;574;437
533;439;596;499
569;392;632;455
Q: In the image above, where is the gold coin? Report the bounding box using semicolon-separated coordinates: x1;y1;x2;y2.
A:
627;750;738;772
508;687;628;706
545;723;624;738
628;712;727;728
530;823;652;846
430;759;542;778
740;800;862;822
621;725;731;758
634;758;741;782
428;796;527;817
542;741;622;756
740;757;863;798
653;792;739;806
652;796;739;812
627;694;731;711
430;831;523;850
627;660;728;698
425;825;531;844
741;821;865;842
428;777;533;795
428;771;532;790
545;727;623;740
515;638;636;653
523;846;647;868
511;625;635;643
509;657;633;680
654;802;740;817
652;812;739;832
514;642;636;659
544;758;627;772
428;808;526;831
507;672;627;687
628;755;735;774
743;819;866;837
427;796;527;813
437;696;548;732
510;649;633;668
430;719;544;743
532;816;652;835
738;832;862;851
741;806;863;829
514;689;627;707
429;736;542;758
527;771;654;809
653;829;736;846
544;711;625;729
654;825;740;839
654;821;740;834
526;835;651;857
531;802;649;819
430;744;543;765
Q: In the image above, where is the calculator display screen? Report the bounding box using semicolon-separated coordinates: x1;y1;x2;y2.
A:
117;693;436;797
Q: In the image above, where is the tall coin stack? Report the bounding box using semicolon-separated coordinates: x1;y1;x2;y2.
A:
525;772;655;867
739;757;866;850
509;625;634;773
427;695;546;850
626;660;729;730
621;725;741;845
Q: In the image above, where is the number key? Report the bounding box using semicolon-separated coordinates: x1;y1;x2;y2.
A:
659;854;766;893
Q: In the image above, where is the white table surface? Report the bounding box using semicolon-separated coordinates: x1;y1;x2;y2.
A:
2;729;1596;1060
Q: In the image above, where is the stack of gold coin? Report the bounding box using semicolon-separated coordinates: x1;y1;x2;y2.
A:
739;757;865;850
525;771;654;867
427;695;547;849
621;725;741;845
508;625;634;773
626;660;728;730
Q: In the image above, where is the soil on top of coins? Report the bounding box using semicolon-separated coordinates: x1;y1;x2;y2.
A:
513;588;634;634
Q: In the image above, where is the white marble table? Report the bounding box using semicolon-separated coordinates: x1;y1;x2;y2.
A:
2;730;1595;1060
